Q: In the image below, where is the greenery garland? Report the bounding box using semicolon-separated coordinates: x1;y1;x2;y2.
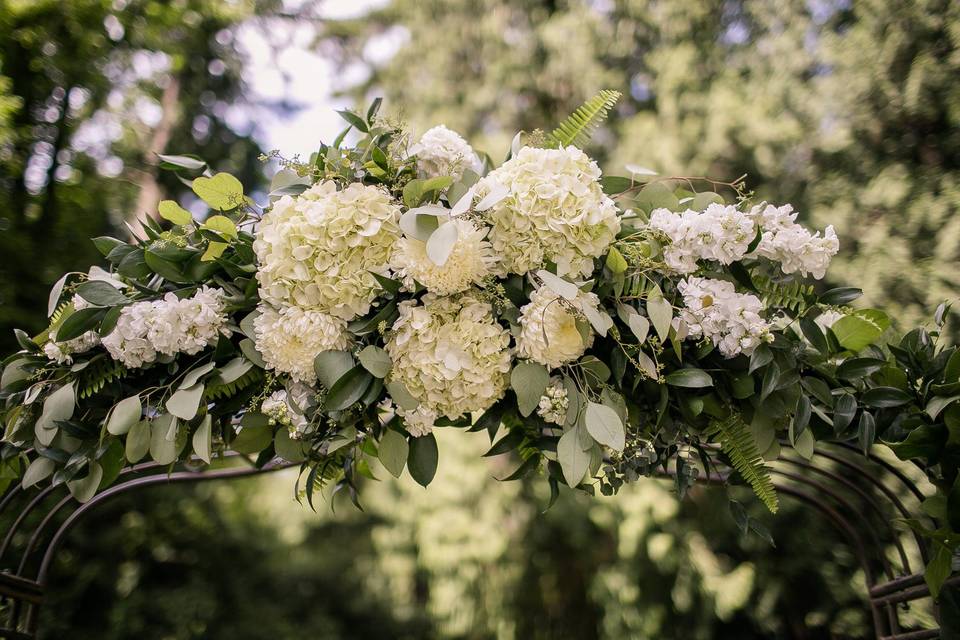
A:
0;92;956;596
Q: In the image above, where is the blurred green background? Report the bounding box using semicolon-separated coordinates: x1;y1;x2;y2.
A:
1;0;957;638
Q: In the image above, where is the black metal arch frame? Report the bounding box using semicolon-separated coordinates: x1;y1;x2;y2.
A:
0;443;948;639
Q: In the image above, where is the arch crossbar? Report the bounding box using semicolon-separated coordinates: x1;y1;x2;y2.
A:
0;443;943;639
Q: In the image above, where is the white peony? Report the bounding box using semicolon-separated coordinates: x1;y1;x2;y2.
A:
747;203;839;279
254;181;401;320
678;277;772;358
477;146;620;278
648;203;756;273
102;286;228;368
409;125;483;181
537;377;569;425
516;284;599;369
391;217;497;295
386;292;511;430
253;304;351;385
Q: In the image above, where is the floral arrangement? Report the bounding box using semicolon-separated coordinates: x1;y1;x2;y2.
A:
1;92;958;592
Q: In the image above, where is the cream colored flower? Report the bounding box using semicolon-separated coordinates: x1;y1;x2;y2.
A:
391;217;497;295
516;284;598;369
386;292;511;423
537;377;569;425
410;125;482;181
477;145;620;278
254;181;401;320
253;304;351;384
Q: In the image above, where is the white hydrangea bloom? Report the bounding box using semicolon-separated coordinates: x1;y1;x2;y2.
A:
262;387;313;441
678;277;772;358
409;125;483;181
253;304;351;385
398;405;438;438
747;203;839;279
386;292;511;427
262;390;291;424
254;181;401;320
391;218;497;295
477;146;620;278
102;286;228;368
648;203;756;274
537;377;569;425
516;284;599;369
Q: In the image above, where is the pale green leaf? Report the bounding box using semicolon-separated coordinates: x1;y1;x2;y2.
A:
511;361;550;417
358;345;392;378
106;395;142;435
379;428;409;478
192;173;244;211
67;462;103;503
585;402;625;452
158;200;192;225
165;384;205;420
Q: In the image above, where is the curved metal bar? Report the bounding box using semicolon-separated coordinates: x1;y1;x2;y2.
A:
831;442;927;503
0;483;24;517
0;484;65;564
776;454;912;576
35;460;296;586
774;483;888;636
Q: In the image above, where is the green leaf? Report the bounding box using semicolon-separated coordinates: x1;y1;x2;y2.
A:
646;288;672;341
47;273;70;316
793;394;811;438
201;214;238;239
36;383;75;446
584;402;625;452
403;179;428;208
600;176;633;195
314;351;356;389
106;395;142;436
819;287;862;305
425;221;459;266
858;412;876;455
192;173;244;211
193;414;212;463
926;543;953;598
605;246;628;274
408;432;438;487
399;206;442;241
545;89;621;148
831;310;889;352
862;386;912;408
67;462;103;503
664;368;713;388
690;191;723;211
126;421;151;463
635;182;680;214
150;414;183;465
837;357;886;380
794;428;815;460
358;346;392;378
378;429;409;478
166;384;205;420
324;366;373;411
274;427;308;463
56;307;105;341
157;153;206;172
800;317;828;354
144;250;188;283
557;425;590;487
232;422;272;455
239;338;266;369
707;414;779;513
537;270;579;300
158;200;192;225
386;381;419;411
511;361;550;417
927;395;960;420
22;457;55;489
833;393;858;433
336;109;369;132
180;361;217;389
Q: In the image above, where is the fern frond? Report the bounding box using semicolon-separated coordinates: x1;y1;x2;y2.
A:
753;276;814;315
546;89;622;148
706;413;779;513
78;357;128;399
203;367;263;402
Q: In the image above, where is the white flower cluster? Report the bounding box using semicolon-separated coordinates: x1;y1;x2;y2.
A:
391;218;497;295
648;203;755;273
410;125;483;181
478;146;620;278
678;277;772;358
254;181;401;320
253;305;350;385
648;202;838;280
748;203;839;279
102;286;228;368
386;293;511;435
537;377;569;425
516;284;599;369
261;385;314;441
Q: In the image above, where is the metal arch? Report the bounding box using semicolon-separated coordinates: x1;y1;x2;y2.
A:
0;444;946;639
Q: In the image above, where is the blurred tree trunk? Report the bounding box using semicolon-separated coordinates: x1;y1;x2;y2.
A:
130;74;181;237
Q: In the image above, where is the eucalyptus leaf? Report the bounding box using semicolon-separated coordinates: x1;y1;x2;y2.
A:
358;345;392;378
166;384;205;420
314;350;355;389
646;288;672;341
22;457;55;489
193;414;212;463
126;420;151;463
558;426;590;487
106;395;142;436
584;402;625;451
511;361;550;417
408;432;438;487
378;428;409;478
67;462;103;503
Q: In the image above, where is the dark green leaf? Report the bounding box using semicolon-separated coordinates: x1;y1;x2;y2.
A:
323;366;373;411
664;368;713;388
862;386;912;408
408;433;438;487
